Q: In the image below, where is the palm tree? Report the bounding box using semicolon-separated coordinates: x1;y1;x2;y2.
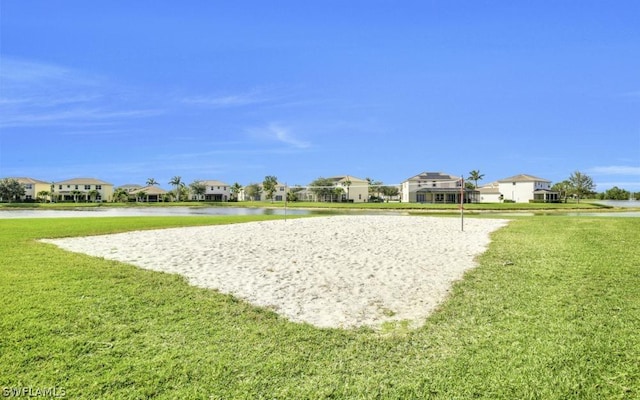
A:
70;190;83;203
87;189;100;202
146;178;159;186
343;178;352;202
169;176;182;202
230;182;242;201
112;188;129;203
37;190;50;203
468;170;485;189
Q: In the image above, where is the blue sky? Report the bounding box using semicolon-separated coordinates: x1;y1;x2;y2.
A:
1;1;639;191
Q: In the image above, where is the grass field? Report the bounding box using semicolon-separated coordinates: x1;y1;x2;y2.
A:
1;215;638;399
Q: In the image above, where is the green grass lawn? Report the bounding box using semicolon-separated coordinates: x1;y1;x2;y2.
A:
1;215;638;399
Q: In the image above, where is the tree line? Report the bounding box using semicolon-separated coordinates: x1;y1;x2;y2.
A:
1;170;637;203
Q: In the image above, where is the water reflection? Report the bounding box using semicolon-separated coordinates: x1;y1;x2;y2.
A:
0;207;312;219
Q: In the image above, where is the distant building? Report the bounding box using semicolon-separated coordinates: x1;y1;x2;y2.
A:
6;177;51;202
54;177;114;202
191;180;231;202
401;172;477;203
328;175;369;203
129;185;169;202
495;174;559;203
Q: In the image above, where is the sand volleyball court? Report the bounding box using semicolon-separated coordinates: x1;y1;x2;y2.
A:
41;215;508;329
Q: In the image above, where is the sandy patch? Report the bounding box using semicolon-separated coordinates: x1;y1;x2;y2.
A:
40;215;508;329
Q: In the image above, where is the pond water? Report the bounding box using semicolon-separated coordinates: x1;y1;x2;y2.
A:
0;207;313;219
592;200;640;208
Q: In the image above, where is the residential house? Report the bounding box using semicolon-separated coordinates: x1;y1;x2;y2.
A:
199;180;231;201
54;178;114;202
129;185;169;202
296;175;369;202
477;182;503;203
495;174;558;203
8;177;52;202
330;175;369;203
401;172;478;203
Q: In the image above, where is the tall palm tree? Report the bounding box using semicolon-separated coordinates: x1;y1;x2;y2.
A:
468;170;485;189
146;178;159;186
230;182;242;201
169;176;182;202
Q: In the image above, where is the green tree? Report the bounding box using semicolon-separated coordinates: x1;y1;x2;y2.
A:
568;171;596;202
287;187;303;202
603;186;631;200
112;188;129;203
244;183;262;201
380;185;399;201
169;176;183;202
551;180;571;203
146;178;159;186
262;176;278;202
468;170;484;189
230;182;243;201
70;190;83;203
189;180;207;201
87;189;100;202
309;177;336;202
0;178;25;203
366;177;383;200
37;190;50;203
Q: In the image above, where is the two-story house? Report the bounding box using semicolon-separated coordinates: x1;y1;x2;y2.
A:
54;178;114;202
401;171;478;203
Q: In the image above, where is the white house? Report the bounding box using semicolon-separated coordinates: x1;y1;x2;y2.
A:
477;182;502;203
495;174;558;203
194;180;231;201
239;181;289;201
401;172;477;203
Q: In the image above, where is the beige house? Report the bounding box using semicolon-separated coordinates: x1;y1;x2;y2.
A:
129;185;169;202
296;175;369;202
495;174;558;203
54;177;114;202
9;177;52;202
401;171;478;203
329;175;369;203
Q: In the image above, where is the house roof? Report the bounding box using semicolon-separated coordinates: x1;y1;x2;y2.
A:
497;174;550;183
8;177;50;185
130;185;168;195
405;172;461;182
56;177;113;185
328;175;368;183
200;180;230;186
477;186;501;194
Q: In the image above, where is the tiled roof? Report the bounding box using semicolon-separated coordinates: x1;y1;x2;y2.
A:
497;174;550;183
55;177;113;185
405;172;460;182
7;177;50;184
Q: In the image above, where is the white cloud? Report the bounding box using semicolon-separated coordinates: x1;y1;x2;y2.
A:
262;123;311;149
0;57;161;128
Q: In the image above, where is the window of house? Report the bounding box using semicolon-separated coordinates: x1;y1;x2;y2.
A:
96;185;102;190
74;185;79;189
84;185;91;190
59;185;63;190
25;184;33;189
